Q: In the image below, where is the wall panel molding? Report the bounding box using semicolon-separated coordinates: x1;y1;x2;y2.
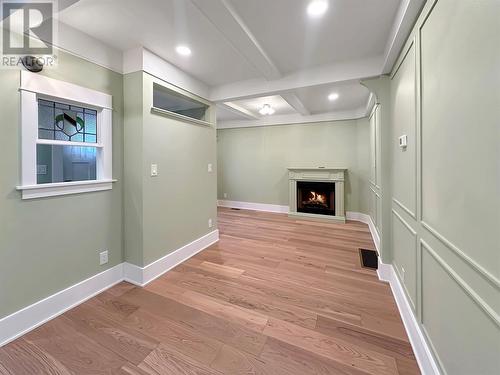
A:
421;240;500;328
393;197;417;220
392;209;418;311
421;221;500;290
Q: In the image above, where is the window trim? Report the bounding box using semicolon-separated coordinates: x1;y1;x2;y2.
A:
16;71;115;199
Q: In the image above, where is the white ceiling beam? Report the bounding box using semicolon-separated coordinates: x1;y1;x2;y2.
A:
217;107;367;130
190;0;311;115
382;0;426;74
280;93;310;116
189;0;281;80
220;102;260;120
209;55;383;102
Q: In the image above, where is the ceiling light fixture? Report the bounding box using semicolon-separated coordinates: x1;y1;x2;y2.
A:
328;92;339;101
259;104;275;115
307;0;328;18
175;45;192;56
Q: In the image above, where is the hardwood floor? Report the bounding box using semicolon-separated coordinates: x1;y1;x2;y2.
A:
0;208;420;374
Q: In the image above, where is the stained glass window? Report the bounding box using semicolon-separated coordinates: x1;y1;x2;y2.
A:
38;99;97;143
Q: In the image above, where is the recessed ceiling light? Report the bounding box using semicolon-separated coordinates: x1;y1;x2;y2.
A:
307;0;328;18
328;92;339;101
175;45;192;56
259;104;275;115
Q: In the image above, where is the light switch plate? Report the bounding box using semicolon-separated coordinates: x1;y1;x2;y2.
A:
151;164;158;177
99;250;108;265
399;135;408;149
208;163;213;173
208;218;213;228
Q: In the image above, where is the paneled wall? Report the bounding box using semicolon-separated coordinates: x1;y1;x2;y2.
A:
368;105;382;240
369;0;500;373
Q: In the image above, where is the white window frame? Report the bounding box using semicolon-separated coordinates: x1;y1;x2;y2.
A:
16;71;115;199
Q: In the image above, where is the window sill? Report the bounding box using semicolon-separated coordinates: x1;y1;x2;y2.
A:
151;106;213;127
16;179;117;200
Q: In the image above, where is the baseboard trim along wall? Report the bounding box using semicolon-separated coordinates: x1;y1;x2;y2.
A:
378;262;441;375
123;229;219;286
217;199;289;213
346;211;380;253
0;229;219;348
0;263;124;347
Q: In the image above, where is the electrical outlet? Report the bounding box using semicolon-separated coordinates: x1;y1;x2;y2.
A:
401;266;405;282
151;164;158;177
99;250;108;265
208;218;213;228
208;163;213;173
223;192;228;198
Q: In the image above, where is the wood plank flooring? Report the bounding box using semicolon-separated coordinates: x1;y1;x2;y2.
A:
0;208;420;374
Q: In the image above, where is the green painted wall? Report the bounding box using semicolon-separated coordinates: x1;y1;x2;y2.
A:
217;119;370;213
124;72;217;267
368;0;500;373
0;51;124;319
123;72;144;266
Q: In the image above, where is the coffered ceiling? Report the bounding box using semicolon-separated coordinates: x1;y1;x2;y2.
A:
56;0;425;127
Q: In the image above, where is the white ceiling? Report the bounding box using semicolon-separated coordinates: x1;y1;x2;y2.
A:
229;0;400;74
58;0;261;86
56;0;425;128
295;81;370;114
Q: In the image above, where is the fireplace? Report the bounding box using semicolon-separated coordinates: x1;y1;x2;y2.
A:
288;167;346;222
297;181;335;216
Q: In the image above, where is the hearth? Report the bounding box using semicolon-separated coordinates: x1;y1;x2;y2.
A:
297;181;335;216
288;167;346;222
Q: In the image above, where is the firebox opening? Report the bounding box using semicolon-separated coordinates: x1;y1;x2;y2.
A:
297;181;335;216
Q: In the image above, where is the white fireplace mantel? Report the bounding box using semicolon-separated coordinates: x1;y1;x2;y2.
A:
288;167;347;223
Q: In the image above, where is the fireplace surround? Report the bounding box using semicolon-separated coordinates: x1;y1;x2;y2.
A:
288;167;346;222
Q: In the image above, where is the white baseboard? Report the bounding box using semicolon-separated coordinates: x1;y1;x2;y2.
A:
378;261;441;375
218;199;289;213
0;230;219;348
346;211;380;253
123;229;219;286
0;263;124;347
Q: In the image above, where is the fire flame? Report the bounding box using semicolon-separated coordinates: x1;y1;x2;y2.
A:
308;191;326;204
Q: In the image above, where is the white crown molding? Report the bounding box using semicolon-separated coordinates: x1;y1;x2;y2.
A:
0;230;219;348
217;107;366;129
122;47;210;100
123;230;219;286
55;22;123;74
381;0;426;74
218;200;289;213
